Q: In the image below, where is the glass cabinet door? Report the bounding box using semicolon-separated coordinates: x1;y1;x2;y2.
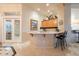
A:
5;20;12;40
4;19;21;42
14;20;20;39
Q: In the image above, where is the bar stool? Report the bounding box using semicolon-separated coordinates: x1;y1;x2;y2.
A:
55;31;67;50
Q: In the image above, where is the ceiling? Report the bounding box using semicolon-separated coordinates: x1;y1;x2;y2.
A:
22;3;64;16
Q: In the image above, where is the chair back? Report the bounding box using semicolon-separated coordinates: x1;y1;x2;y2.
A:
63;31;67;38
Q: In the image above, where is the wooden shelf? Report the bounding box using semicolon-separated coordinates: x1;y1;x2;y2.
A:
40;27;58;29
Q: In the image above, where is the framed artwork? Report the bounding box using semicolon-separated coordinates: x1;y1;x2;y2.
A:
30;19;38;31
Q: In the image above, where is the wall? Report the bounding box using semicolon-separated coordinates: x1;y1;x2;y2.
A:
0;3;65;47
22;4;64;47
0;4;22;43
22;4;64;32
22;4;44;32
0;4;22;12
64;4;79;43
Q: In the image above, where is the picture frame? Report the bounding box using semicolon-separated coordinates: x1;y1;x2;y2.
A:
30;19;38;31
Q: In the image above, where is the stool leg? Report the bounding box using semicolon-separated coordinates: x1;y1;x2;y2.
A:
62;39;65;49
55;39;58;48
64;39;67;47
55;39;60;48
65;39;67;47
60;39;64;50
62;39;67;50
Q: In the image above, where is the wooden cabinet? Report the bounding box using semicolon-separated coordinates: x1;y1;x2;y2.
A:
41;19;58;27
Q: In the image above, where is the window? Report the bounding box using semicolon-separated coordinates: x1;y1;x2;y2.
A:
71;8;79;30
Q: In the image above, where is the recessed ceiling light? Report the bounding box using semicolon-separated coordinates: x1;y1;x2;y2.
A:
49;12;52;15
37;8;40;11
48;10;50;13
46;3;50;6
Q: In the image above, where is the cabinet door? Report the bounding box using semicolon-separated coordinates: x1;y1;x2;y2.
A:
3;19;21;42
14;20;20;40
4;20;12;40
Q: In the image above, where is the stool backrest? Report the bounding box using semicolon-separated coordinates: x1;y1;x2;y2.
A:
63;31;67;38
